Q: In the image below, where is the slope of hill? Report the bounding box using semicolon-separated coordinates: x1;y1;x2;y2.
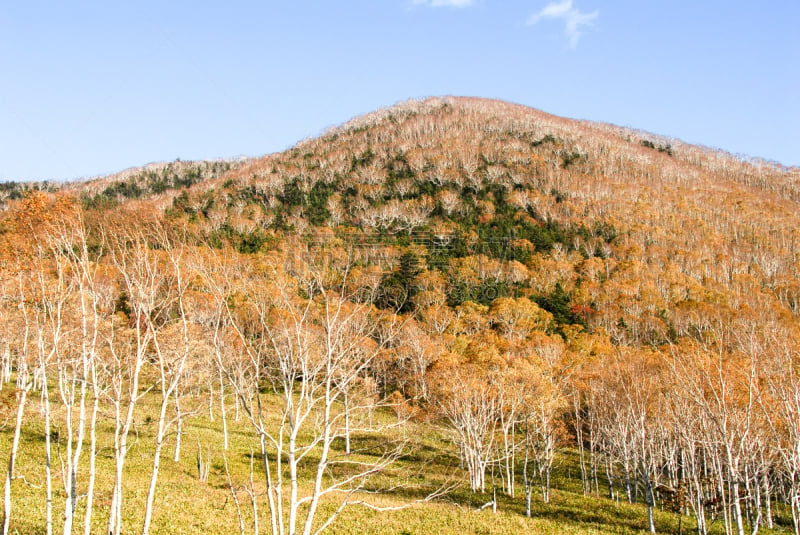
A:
169;96;800;335
0;157;249;211
1;96;799;535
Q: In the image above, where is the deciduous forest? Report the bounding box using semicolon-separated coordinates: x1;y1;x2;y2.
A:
1;97;799;534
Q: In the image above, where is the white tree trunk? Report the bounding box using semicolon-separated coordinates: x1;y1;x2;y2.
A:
3;386;30;535
173;388;182;462
83;389;99;535
219;369;228;450
42;378;53;535
142;398;171;535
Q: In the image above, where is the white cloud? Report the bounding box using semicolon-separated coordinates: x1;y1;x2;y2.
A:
413;0;475;7
527;0;598;49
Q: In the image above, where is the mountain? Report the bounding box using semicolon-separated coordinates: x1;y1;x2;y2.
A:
123;95;800;339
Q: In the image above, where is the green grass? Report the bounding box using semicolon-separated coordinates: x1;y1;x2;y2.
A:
0;390;790;534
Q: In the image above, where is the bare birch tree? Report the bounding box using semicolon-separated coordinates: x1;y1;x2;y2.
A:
210;248;436;535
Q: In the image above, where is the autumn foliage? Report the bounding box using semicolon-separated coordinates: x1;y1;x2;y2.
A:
1;97;799;534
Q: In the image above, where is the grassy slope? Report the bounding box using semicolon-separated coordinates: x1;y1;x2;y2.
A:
1;389;789;534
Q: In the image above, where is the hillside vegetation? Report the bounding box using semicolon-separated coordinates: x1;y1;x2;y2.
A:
1;97;799;535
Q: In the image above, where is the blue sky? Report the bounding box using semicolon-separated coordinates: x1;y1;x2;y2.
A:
1;0;798;182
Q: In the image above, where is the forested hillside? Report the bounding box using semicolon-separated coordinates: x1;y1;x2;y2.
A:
1;96;799;535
